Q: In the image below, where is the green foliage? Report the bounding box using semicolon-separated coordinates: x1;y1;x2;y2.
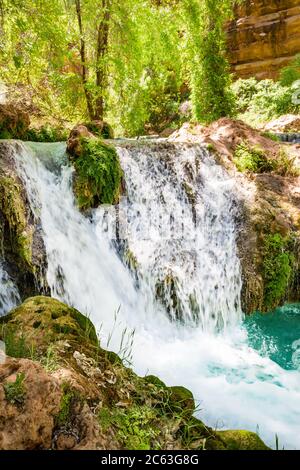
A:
24;126;68;142
262;234;294;310
108;1;182;135
0;129;12;139
2;328;34;359
56;384;77;427
232;78;300;123
98;405;160;450
72;138;122;210
280;54;300;86
234;142;299;176
0;0;238;134
4;372;26;406
275;149;300;177
40;345;60;372
181;0;236;123
234;142;275;173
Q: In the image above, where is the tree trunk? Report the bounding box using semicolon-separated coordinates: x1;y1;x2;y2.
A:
75;0;94;120
94;0;111;121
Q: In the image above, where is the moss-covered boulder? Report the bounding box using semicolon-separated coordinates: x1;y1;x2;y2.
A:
0;296;269;451
0;104;30;139
67;134;122;211
67;125;94;157
0;296;98;359
0;173;33;268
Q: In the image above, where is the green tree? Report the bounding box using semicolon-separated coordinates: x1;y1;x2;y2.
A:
181;0;236;123
74;0;112;121
0;0;238;133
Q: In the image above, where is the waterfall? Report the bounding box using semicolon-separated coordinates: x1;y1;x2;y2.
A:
0;263;20;316
1;140;300;449
13;141;242;334
115;142;242;330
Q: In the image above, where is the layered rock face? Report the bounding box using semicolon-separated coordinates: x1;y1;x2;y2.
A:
228;0;300;79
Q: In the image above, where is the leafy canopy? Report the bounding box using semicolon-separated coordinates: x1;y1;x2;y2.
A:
0;0;237;134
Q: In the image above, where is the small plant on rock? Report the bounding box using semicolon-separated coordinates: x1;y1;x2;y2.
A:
263;233;295;310
4;372;26;406
234;142;275;174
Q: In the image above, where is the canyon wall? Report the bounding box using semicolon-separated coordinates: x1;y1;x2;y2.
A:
228;0;300;79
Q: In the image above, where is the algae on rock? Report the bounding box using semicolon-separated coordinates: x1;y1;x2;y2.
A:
0;174;33;269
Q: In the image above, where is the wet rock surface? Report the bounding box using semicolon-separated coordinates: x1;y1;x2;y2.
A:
0;141;48;300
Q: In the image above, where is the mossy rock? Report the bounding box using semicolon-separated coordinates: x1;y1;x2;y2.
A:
84;121;114;139
0;296;98;359
104;350;123;365
155;272;184;322
216;430;270;450
0;163;40;299
167;385;195;417
0;297;270;451
144;375;167;389
69;137;122;211
0;173;33;269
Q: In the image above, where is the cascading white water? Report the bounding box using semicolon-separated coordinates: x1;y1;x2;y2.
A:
3;140;300;449
0;263;20;316
114;143;242;330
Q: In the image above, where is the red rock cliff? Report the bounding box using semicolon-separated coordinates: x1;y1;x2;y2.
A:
228;0;300;79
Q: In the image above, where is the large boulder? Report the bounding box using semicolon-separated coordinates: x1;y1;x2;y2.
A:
67;131;122;211
0;296;99;356
66;125;94;158
67;121;114;158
